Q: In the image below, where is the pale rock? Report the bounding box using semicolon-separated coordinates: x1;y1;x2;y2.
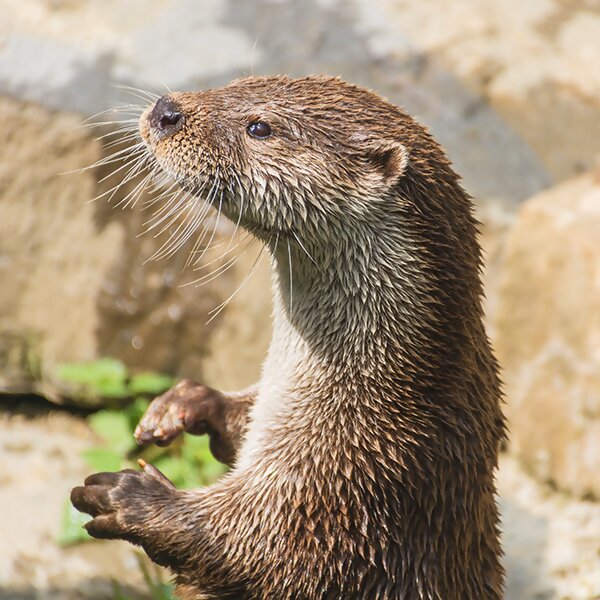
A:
494;171;600;498
555;12;600;101
352;0;600;181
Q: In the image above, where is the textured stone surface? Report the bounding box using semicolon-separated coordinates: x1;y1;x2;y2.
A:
3;0;589;401
476;199;516;339
5;0;600;401
498;453;600;600
0;98;122;397
350;0;600;182
0;404;150;599
0;0;556;204
495;171;600;498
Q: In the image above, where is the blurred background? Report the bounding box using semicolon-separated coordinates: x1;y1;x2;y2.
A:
0;0;599;598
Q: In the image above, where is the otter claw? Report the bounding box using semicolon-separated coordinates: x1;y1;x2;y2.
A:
138;458;176;488
135;429;157;444
71;466;177;543
134;380;221;448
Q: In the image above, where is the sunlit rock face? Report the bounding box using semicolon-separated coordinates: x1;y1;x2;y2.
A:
4;0;600;402
495;171;600;499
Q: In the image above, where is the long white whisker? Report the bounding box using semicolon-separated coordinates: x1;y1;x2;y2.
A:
189;187;223;267
112;83;160;102
156;76;172;94
189;239;244;272
149;199;198;257
82;118;141;130
225;178;245;253
287;238;293;317
144;189;191;231
166;194;213;254
148;181;211;235
142;181;182;212
185;253;242;287
291;230;319;267
72;143;147;176
187;170;221;266
84;152;149;204
82;104;144;124
149;187;214;261
114;170;153;209
148;191;196;234
97;149;146;183
205;237;270;324
61;143;145;176
141;179;181;211
100;130;141;147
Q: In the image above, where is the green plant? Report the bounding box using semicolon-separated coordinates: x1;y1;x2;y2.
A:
56;359;228;598
56;357;130;400
110;554;177;600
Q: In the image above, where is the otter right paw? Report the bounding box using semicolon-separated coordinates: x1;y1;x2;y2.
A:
71;461;178;567
134;380;224;447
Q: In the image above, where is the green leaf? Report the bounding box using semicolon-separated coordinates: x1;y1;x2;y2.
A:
129;372;175;396
56;500;92;546
180;435;228;487
155;582;177;600
136;554;177;599
181;433;210;460
81;447;122;471
153;455;186;488
88;410;135;454
123;396;150;432
55;358;129;398
111;581;134;600
199;457;228;484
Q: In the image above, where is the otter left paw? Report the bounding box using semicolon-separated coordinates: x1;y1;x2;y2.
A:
70;462;175;542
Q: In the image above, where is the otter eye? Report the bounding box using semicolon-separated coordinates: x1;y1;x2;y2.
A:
247;122;272;139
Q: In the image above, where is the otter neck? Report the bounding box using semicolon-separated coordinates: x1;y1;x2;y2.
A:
268;218;431;378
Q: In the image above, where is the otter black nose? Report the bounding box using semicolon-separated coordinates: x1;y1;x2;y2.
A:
148;96;184;137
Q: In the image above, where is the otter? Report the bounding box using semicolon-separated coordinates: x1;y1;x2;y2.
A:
71;76;505;599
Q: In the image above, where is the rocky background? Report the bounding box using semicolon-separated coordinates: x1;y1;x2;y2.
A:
1;0;599;598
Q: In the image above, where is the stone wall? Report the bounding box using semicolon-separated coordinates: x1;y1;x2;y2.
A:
0;0;599;496
495;171;600;498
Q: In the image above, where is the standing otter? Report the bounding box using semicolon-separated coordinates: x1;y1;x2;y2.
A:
71;76;505;599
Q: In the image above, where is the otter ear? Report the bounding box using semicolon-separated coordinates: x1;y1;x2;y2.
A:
364;140;409;186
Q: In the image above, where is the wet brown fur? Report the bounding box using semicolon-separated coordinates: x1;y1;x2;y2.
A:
72;76;505;599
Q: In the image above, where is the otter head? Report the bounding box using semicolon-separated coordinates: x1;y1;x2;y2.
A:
139;76;412;245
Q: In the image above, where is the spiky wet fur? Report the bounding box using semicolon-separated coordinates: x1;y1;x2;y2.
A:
133;76;504;598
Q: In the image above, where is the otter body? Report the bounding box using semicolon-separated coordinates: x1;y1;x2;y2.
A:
72;76;505;599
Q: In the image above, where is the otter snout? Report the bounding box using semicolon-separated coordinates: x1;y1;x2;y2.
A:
148;96;184;139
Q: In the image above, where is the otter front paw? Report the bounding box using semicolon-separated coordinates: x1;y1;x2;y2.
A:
70;462;176;545
134;379;225;447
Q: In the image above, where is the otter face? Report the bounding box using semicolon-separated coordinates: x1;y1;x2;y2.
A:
139;76;410;242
